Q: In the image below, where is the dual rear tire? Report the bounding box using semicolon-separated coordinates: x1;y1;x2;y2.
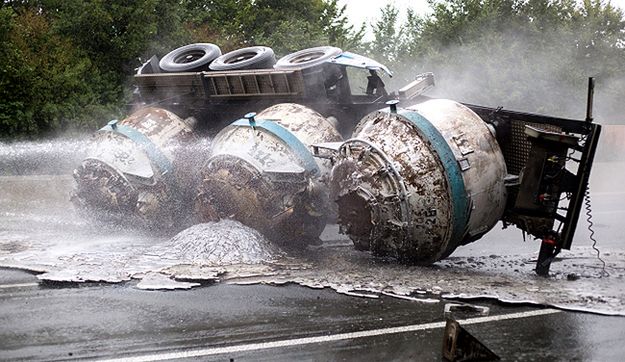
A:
159;43;222;72
159;44;343;72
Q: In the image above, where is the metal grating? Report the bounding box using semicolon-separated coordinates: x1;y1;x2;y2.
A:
134;73;205;98
242;75;259;93
226;76;244;94
287;73;304;94
211;77;231;95
271;74;289;93
204;71;304;97
256;74;274;93
503;120;562;175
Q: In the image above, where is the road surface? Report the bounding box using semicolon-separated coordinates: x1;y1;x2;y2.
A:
0;162;624;360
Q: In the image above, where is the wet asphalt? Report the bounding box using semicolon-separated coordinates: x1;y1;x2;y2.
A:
1;163;624;361
1;266;624;361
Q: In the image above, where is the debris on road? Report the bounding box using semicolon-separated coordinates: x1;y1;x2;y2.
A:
444;303;490;317
442;318;500;361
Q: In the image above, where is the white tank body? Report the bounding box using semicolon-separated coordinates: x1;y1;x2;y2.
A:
330;99;507;263
196;103;342;245
72;107;201;229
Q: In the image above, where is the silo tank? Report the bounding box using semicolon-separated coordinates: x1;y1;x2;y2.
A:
329;99;507;263
72;107;200;228
196;103;342;245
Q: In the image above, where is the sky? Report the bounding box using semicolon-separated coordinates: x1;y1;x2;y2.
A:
340;0;625;39
340;0;430;30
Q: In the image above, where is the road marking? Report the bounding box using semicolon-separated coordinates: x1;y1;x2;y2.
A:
101;308;560;362
0;282;39;289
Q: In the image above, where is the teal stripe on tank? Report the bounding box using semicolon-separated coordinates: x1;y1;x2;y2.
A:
232;118;320;175
395;109;469;246
99;120;174;176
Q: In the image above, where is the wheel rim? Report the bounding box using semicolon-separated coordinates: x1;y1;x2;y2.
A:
290;51;325;64
173;50;206;64
225;51;257;64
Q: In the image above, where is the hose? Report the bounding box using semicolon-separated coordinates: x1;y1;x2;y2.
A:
584;186;609;277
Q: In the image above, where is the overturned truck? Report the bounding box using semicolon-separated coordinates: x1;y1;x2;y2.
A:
72;44;601;275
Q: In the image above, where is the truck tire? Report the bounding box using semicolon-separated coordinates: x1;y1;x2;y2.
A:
209;46;276;71
159;43;221;72
274;46;342;70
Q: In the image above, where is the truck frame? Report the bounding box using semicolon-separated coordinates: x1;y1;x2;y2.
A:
133;51;601;275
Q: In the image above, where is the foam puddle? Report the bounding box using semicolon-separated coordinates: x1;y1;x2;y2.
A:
0;174;624;316
0;219;289;288
1;225;623;315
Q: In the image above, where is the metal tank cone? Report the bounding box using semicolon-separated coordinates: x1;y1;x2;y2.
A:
72;107;202;229
329;99;507;264
196;103;342;246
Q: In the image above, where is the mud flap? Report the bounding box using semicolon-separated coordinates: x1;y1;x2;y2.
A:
536;239;558;276
442;319;500;361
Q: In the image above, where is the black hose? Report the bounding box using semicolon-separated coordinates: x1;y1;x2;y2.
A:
585;186;609;277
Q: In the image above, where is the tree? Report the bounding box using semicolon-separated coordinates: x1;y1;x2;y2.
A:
183;0;364;55
0;0;367;138
388;0;625;120
367;4;401;65
320;0;365;50
0;6;115;137
43;0;190;98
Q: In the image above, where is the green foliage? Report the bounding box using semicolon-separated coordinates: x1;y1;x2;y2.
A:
319;0;365;50
0;0;365;139
0;6;120;137
383;0;625;120
182;0;364;55
1;0;623;139
368;4;401;65
43;0;190;93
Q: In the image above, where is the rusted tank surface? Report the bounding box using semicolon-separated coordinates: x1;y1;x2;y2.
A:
72;107;202;228
329;99;507;264
196;103;342;245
